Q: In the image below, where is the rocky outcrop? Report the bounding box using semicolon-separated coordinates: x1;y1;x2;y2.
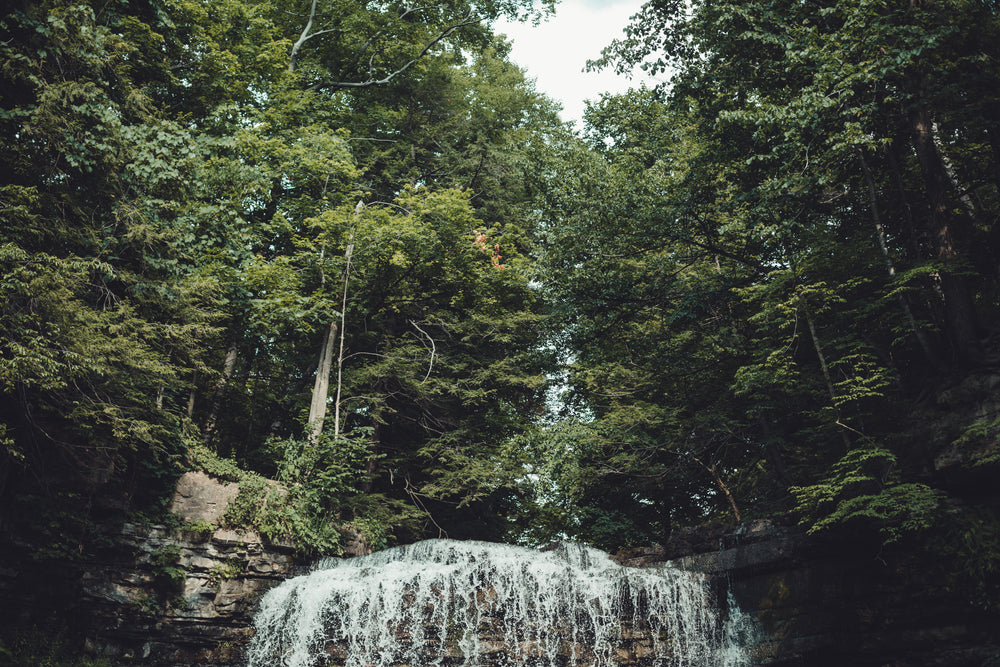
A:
170;471;241;525
75;472;371;665
80;521;299;665
4;468;997;665
0;471;370;666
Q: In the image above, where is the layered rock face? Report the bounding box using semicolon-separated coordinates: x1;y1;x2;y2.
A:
81;521;297;664
0;471;368;666
3;470;997;666
77;473;369;665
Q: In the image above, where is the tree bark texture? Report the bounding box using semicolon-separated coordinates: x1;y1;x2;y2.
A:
308;321;338;444
202;344;238;443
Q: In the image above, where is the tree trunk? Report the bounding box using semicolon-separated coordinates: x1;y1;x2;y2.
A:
186;373;197;419
309;215;358;444
202;343;238;444
858;149;943;368
801;299;853;450
907;93;981;363
334;241;355;437
931;122;978;220
308;321;338;444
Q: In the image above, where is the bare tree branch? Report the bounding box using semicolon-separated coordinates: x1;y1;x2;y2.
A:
405;475;448;538
289;0;319;72
410;320;437;383
692;456;742;523
289;0;479;84
320;11;478;90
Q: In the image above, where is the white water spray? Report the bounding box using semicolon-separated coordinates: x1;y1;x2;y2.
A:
246;539;754;667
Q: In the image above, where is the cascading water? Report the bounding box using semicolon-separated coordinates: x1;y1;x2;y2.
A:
246;539;755;667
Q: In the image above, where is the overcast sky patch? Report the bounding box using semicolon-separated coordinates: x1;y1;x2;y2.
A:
494;0;660;126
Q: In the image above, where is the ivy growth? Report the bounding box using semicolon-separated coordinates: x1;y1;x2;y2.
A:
181;518;216;543
196;428;387;556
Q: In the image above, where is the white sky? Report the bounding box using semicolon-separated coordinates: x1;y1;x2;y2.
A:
493;0;661;126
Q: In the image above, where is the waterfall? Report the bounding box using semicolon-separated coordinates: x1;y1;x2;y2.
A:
246;539;755;667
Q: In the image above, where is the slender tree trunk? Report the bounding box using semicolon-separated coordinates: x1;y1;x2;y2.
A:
334;241;354;437
858;149;943;368
801;299;853;450
931;122;978;220
202;343;238;443
187;373;197;419
907;91;981;362
308;213;359;443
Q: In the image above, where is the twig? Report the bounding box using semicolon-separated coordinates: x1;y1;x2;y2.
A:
410;320;436;383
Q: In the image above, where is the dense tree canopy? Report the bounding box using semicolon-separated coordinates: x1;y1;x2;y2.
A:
517;0;1000;557
2;0;999;606
0;0;562;549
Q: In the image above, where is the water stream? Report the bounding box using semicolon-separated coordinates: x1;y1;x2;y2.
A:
246;539;755;667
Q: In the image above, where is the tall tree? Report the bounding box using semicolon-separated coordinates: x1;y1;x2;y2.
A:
1;0;563;549
0;0;225;508
524;0;1000;548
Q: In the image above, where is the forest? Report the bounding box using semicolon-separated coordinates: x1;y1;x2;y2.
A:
2;0;1000;637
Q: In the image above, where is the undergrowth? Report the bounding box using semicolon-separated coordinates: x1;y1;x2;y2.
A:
186;429;390;556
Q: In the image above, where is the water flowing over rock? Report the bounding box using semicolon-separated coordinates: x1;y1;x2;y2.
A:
246;539;755;667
